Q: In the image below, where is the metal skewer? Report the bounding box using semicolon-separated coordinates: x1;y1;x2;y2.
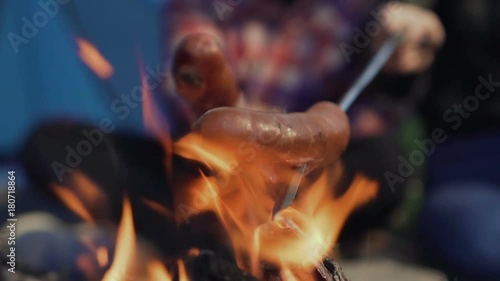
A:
272;164;308;217
339;33;403;111
272;33;403;218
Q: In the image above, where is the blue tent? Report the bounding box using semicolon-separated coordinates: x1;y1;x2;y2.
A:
0;0;166;158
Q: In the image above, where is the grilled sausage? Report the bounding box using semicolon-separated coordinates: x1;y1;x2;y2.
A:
173;33;241;117
191;101;349;170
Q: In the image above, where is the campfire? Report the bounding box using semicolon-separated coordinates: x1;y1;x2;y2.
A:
17;35;379;281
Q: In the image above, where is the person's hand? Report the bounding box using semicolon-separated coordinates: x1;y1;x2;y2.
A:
376;2;445;74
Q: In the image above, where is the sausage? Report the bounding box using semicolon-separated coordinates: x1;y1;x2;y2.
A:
191;101;349;171
173;33;241;117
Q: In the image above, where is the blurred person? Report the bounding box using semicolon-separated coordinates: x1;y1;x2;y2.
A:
161;0;444;249
417;1;500;280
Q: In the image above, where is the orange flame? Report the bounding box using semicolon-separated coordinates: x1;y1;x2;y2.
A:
49;171;109;223
174;134;237;173
50;183;94;223
96;247;109;268
173;133;379;280
101;196;183;281
147;260;173;281
102;197;136;281
177;260;189;281
71;172;106;204
77;38;114;79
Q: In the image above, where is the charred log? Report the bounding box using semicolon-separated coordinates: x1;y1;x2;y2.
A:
261;258;350;281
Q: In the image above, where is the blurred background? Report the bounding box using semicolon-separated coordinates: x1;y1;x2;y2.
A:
1;0;499;280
